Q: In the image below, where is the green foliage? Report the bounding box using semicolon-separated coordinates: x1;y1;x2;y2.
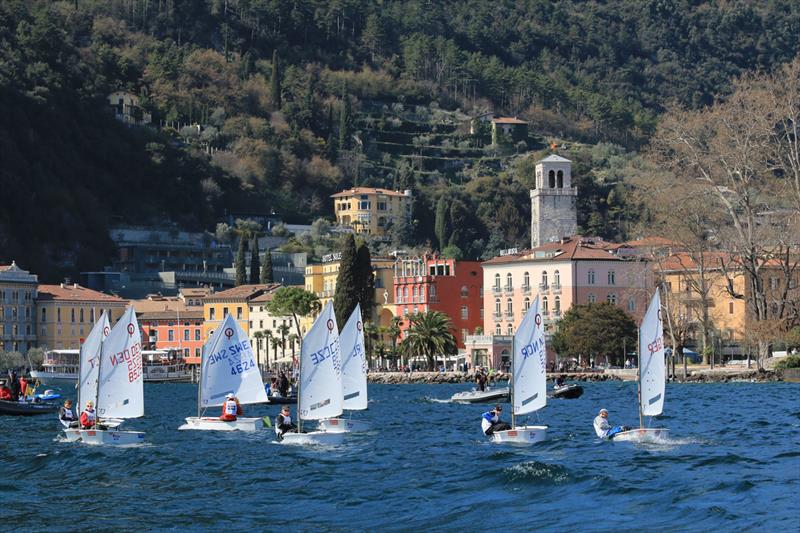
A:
338;83;351;154
333;234;359;329
235;237;247;286
775;355;800;370
260;250;274;284
550;303;637;365
355;242;375;321
0;351;25;372
266;287;320;322
434;195;450;250
271;49;281;110
249;238;260;284
400;311;458;371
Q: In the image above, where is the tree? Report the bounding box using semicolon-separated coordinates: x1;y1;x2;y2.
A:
266;287;320;339
234;236;247;286
249;237;260;284
355;241;375;320
338;83;351;154
434;194;450;250
263;329;273;367
260;249;274;283
551;303;637;367
252;331;264;367
400;311;458;371
333;233;359;329
388;316;404;365
277;323;290;362
271;49;281;110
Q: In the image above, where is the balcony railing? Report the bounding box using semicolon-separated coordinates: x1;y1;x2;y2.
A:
521;284;531;294
539;283;549;290
552;309;561;317
551;284;561;294
492;312;502;320
504;310;514;319
504;285;514;293
492;286;502;294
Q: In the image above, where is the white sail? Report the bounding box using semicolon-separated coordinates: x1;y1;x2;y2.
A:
200;313;268;407
513;295;547;416
640;290;666;416
77;312;110;413
340;304;368;411
299;301;343;420
97;307;144;419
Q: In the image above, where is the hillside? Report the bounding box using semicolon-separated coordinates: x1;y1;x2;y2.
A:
1;0;798;280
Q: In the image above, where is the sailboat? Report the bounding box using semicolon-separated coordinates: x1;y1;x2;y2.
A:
490;294;548;444
318;304;371;433
613;290;669;442
179;313;269;431
78;306;145;445
279;302;345;445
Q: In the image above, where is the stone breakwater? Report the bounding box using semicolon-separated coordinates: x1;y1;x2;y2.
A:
365;369;782;384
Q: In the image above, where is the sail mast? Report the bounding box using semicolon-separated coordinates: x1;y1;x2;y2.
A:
637;318;644;430
196;343;204;419
296;313;303;434
95;330;104;425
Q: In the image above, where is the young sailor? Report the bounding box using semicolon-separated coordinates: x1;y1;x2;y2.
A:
275;405;297;439
0;380;11;400
80;401;97;429
593;408;630;439
60;399;79;428
220;393;242;422
481;404;511;436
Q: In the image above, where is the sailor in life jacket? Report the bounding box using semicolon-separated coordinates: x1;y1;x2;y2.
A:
80;400;97;429
60;399;79;428
220;393;242;421
593;408;629;439
481;404;511;436
275;405;297;437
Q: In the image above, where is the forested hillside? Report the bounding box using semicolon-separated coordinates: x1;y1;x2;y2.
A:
1;0;798;280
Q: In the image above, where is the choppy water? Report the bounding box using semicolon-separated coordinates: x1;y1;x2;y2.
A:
1;381;798;531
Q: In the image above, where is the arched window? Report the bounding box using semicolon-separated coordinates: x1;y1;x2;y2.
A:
608;270;616;285
548;170;556;188
554;296;561;313
495;324;502;335
607;293;617;304
494;273;501;289
627;297;636;312
403;287;408;302
554;270;560;287
542;296;549;314
412;287;418;302
541;271;548;288
79;308;84;322
461;305;468;319
41;308;46;322
396;287;402;303
430;285;437;300
588;270;595;285
460;285;469;297
523;271;530;289
506;273;513;289
557;170;564;188
524;297;531;311
506;298;513;314
507;324;513;335
495;298;501;315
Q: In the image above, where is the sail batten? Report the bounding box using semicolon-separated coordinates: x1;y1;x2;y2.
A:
513;295;547;416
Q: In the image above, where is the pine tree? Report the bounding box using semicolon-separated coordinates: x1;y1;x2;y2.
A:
333;233;359;329
271;49;281;110
338;83;351;154
249;237;260;284
260;249;274;283
355;242;375;321
235;236;247;286
434;195;451;251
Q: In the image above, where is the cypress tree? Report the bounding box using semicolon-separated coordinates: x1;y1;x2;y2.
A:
235;236;247;286
355;242;375;321
260;249;274;284
338;83;350;153
434;195;450;251
249;237;260;284
333;233;359;329
271;49;281;110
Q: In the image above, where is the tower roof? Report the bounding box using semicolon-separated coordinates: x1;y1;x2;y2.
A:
538;154;571;164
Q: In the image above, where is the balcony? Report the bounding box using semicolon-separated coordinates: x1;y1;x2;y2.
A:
504;285;514;293
492;312;502;320
551;284;561;294
504;310;514;319
552;309;561;318
539;283;549;291
521;284;531;294
492;286;502;295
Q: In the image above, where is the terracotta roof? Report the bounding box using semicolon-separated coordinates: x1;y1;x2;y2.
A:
36;284;127;303
204;283;282;301
138;309;204;321
330;187;409;198
250;291;276;303
658;252;733;272
491;117;528;125
132;298;187;314
482;237;622;265
180;287;213;297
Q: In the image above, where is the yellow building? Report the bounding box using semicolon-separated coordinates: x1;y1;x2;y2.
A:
0;261;39;353
36;283;128;350
331;187;413;238
303;255;396;331
202;284;281;341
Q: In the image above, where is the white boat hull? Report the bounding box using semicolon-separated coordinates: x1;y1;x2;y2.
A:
612;428;669;443
78;429;145;445
278;430;345;446
317;417;371;433
451;387;510;403
63;428;82;442
30;371;77;386
178;416;264;431
491;425;548;445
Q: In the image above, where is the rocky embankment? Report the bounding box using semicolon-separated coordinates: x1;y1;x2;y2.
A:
366;369;783;384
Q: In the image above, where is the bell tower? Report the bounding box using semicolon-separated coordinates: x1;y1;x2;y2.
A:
530;155;578;248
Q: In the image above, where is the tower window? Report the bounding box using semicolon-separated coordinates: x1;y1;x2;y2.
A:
557;170;564;188
548;170;555;188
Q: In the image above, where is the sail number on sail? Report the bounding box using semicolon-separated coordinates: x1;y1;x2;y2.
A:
520;337;545;366
647;336;663;355
109;341;143;383
310;339;341;374
208;339;257;376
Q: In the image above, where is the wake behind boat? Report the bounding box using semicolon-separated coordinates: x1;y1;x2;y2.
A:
451;386;510;403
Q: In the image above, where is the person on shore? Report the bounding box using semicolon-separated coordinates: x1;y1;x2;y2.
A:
593;408;629;439
220;393;242;422
0;380;11;400
481;405;511;436
275;405;297;440
60;399;79;428
475;369;487;392
80;401;97;429
278;372;290;397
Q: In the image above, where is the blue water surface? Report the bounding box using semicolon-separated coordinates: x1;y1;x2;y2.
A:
1;381;798;532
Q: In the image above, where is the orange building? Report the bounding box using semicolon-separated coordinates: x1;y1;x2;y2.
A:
138;309;204;364
393;255;483;349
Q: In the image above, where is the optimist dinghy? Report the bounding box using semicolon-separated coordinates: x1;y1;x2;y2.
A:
318;304;371;433
279;302;345;445
612;290;669;443
489;295;548;445
179;313;269;431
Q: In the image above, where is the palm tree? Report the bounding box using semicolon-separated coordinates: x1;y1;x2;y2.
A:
401;311;457;371
253;331;264;368
263;329;273;368
270;336;282;366
277;323;291;362
287;333;298;359
389;316;404;366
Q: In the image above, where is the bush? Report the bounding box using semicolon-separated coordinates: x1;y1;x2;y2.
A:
775;355;800;370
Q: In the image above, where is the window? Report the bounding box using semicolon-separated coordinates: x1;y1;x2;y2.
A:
223;307;229;318
505;273;513;289
461;285;469;298
79;309;84;323
507;324;513;335
195;329;201;341
195;348;201;358
769;277;779;290
90;308;95;322
588;270;595;285
506;298;513;314
403;287;408;302
41;308;46;323
557;170;564;188
168;330;174;341
71;309;75;323
542;296;549;314
554;296;561;313
548;170;555;188
412;287;418;302
607;293;617;304
184;329;190;341
541;271;548;287
461;306;468;319
608;270;616;285
237;307;243;319
553;270;560;287
524;297;531;311
729;301;734;315
495;324;501;335
494;299;501;315
377;201;387;211
628;297;636;312
209;308;216;321
430;285;437;300
462;329;468;342
523;272;530;288
494;273;501;289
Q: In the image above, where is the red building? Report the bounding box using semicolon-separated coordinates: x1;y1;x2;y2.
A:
393;255;483;349
138;309;204;365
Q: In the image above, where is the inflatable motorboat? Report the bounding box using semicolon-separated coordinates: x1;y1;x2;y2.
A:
450;386;510;404
550;383;584;399
0;399;60;416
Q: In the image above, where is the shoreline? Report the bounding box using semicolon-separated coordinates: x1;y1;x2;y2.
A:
366;369;784;384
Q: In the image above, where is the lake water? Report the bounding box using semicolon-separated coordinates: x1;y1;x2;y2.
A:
1;381;798;531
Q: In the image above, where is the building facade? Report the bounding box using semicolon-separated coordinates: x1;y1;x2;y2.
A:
0;262;38;353
331;187;412;238
202;284;281;342
139;309;204;364
248;291;296;368
393;255;483;349
36;283;128;351
530;155;578;248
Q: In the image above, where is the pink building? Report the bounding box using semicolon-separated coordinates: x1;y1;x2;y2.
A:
466;237;653;369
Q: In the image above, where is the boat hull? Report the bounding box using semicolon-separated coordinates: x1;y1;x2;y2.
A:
266;394;297;405
78;429;145;445
0;400;59;416
63;428;82;442
178;416;264;431
28;371;77;386
551;384;584;399
279;430;345;446
450;387;510;404
492;425;548;445
612;428;669;443
317;417;371;433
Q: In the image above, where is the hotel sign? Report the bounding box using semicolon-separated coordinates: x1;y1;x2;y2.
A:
499;248;519;256
322;252;342;263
